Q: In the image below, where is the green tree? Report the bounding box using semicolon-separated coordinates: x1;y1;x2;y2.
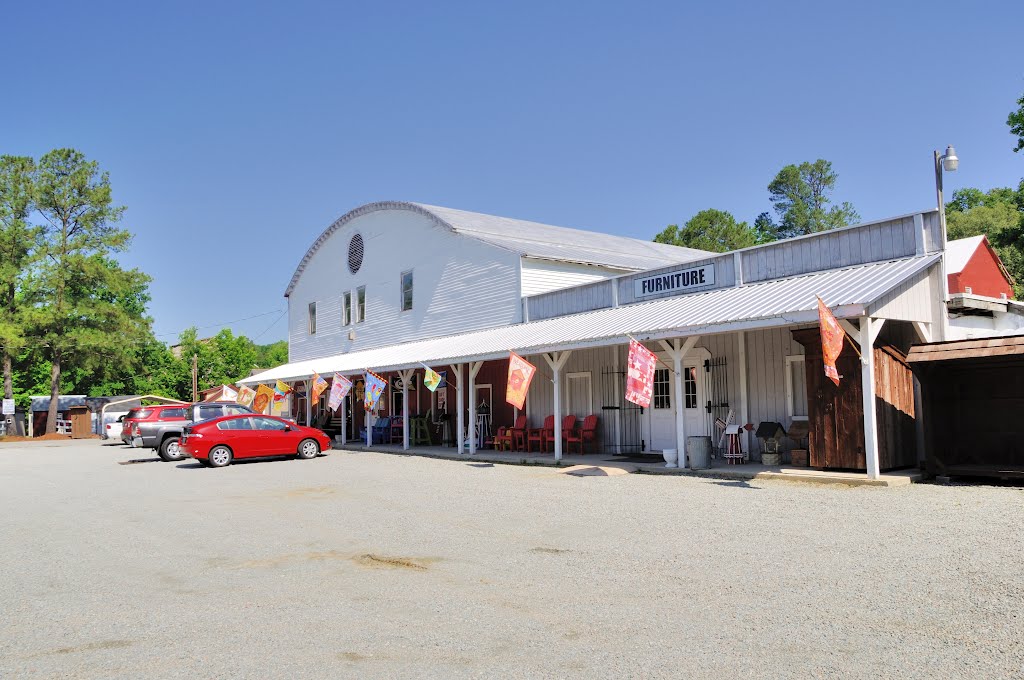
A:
766;159;859;239
1009;91;1024;153
0;155;37;431
255;340;288;369
654;209;760;252
946;182;1024;297
28;148;147;433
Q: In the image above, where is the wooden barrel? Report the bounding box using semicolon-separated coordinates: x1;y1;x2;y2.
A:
687;435;712;469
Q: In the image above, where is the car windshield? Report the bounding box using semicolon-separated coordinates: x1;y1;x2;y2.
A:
195;406;223;422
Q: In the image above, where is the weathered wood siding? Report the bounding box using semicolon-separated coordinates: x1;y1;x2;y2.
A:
525;279;616;321
740;214;928;284
289;209;522;362
520;259;622;298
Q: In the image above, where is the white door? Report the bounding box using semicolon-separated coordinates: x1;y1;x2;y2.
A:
648;367;675;451
682;362;708;438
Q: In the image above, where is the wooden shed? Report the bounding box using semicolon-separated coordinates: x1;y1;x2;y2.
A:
908;335;1024;479
793;327;917;472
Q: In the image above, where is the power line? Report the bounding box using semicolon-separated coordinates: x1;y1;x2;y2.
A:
153;308;286;338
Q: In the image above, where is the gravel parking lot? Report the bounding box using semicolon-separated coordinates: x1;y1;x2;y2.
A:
1;439;1022;679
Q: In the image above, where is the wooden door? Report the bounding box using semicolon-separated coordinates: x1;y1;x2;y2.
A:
793;329;866;470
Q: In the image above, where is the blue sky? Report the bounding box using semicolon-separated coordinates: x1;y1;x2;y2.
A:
3;1;1022;344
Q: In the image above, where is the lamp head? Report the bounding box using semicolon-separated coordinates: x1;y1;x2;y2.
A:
941;145;958;172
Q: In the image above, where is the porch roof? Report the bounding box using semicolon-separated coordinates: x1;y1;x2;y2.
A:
241;254;940;385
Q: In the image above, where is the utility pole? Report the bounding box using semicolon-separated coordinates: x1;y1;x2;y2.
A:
192;354;198;402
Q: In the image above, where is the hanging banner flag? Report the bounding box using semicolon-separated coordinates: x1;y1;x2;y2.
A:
311;372;329;403
253;384;275;414
423;366;442;393
363;370;387;412
327;373;352;412
505;352;537;410
817;296;846;386
625;339;657;408
221;385;238;401
274;380;293;401
236;384;256;407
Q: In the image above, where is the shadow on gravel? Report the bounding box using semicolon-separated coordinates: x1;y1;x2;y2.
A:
118;458;162;465
467;463;495;468
175;455;326;470
712;480;762;490
175;462;205;469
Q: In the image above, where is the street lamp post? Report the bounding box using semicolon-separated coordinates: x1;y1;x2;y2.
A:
934;145;958;341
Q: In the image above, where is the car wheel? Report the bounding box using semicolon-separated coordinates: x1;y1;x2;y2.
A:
159;436;185;461
297;438;320;460
208;445;233;468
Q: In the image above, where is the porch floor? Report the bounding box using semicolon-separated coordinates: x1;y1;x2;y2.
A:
329;441;923;487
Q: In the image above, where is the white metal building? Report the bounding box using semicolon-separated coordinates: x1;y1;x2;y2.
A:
244;201;951;479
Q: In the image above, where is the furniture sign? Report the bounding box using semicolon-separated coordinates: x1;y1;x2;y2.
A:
634;264;715;298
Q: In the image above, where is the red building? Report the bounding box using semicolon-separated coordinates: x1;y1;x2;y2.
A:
946;235;1014;300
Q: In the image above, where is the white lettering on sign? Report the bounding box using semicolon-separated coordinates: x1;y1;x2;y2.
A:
634;264;715;299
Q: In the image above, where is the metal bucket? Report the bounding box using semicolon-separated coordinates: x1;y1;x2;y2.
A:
687;435;712;469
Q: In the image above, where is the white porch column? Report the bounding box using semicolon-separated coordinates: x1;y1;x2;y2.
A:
737;331;749;457
467;361;483;454
400;369;414;450
859;317;885;479
543;351;572;461
304;379;312;427
660;337;699;468
340;389;347;445
365;372;372;447
450;364;464;453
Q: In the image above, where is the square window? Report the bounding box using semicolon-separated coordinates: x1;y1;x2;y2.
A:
308;302;317;335
401;271;413;312
653;368;671;409
356;286;365;323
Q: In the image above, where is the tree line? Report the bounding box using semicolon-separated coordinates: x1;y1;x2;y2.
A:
0;149;286;434
657;91;1024;297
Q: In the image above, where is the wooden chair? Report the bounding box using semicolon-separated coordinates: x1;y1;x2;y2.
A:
559;415;577;451
527;416;554;453
389;416;404;444
508;415;528;451
493;426;514;451
566;415;599;454
370;416;391;444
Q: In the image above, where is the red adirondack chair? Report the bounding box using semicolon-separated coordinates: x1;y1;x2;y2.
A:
565;415;599;454
559;415;577;451
495;415;527;451
526;415;555;453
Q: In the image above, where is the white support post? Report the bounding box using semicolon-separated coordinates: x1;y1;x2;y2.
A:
450;364;464;453
543;351;572;462
304;379;312;428
737;331;749;458
340;390;347;445
659;337;699;468
401;369;413;450
859;317;885;479
468;361;483;454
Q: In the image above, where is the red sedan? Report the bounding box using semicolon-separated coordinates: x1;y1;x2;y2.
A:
181;414;333;468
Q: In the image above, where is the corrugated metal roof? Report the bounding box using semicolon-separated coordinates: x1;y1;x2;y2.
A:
415;203;713;271
284;201;713;296
247;254;940;385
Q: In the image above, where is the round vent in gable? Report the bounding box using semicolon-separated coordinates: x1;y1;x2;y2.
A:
348;233;364;274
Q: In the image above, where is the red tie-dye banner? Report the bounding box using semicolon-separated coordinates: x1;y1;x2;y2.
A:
817;296;845;386
625;339;657;408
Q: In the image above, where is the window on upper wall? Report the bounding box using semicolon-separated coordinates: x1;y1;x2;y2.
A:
401;270;413;311
356;286;366;323
342;292;352;326
308;302;317;334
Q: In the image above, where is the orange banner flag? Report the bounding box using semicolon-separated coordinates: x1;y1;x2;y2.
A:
817;296;845;386
506;352;537;410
